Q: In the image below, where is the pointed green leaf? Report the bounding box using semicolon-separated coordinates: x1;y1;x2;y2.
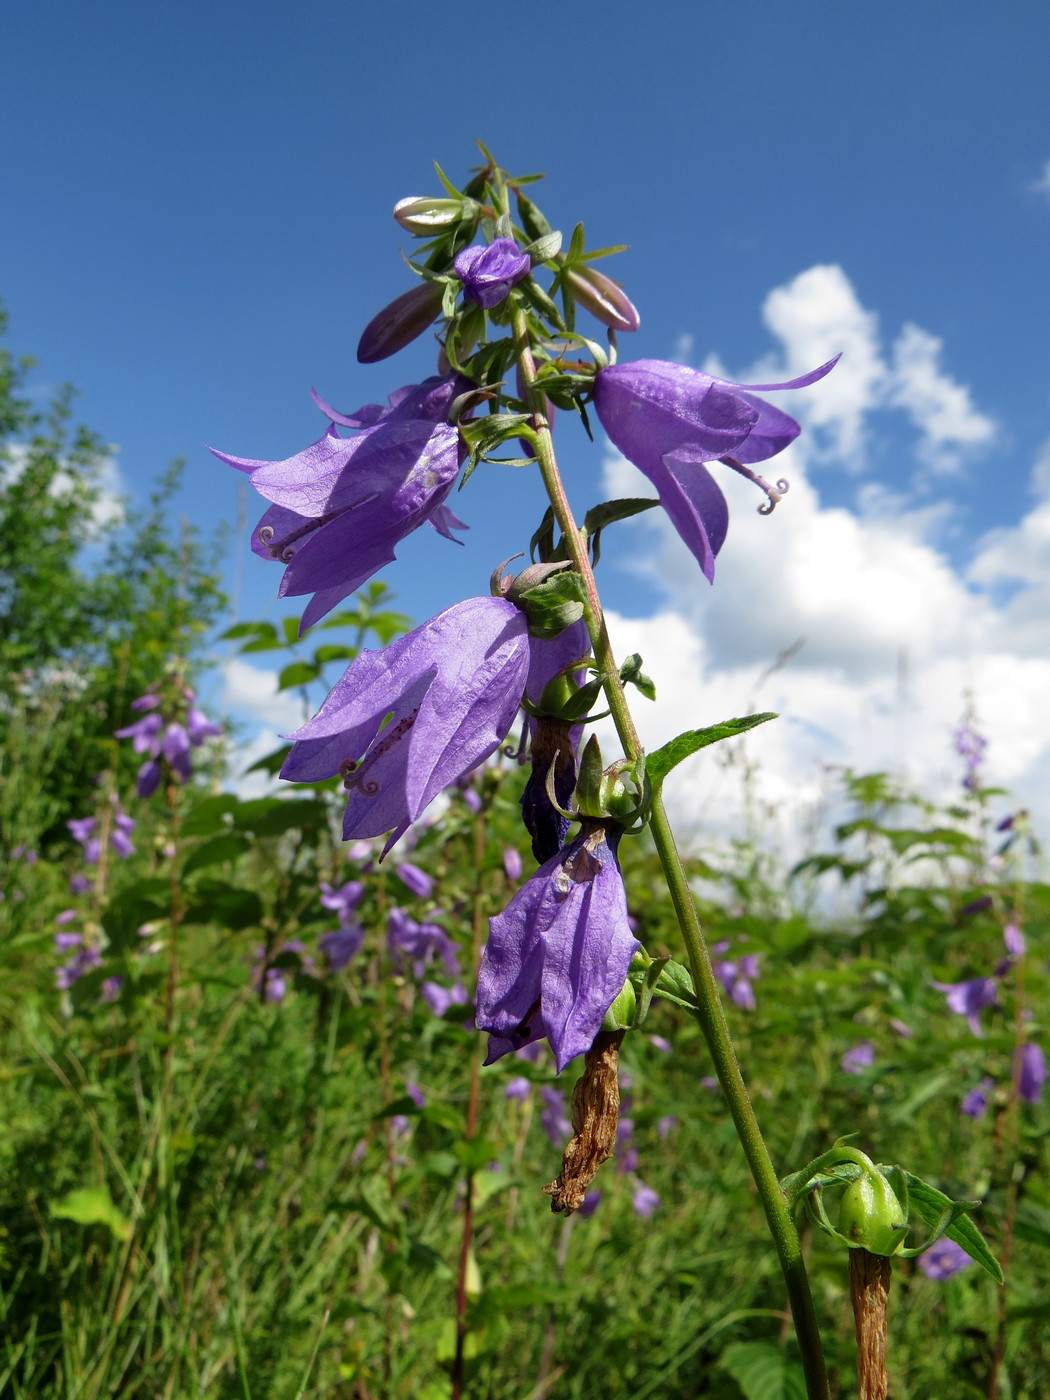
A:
647;714;778;788
897;1170;1003;1283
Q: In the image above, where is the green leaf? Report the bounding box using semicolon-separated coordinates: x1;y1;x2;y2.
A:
516;192;552;241
181;792;240;836
51;1186;132;1242
720;1341;807;1400
182;832;250;876
647;714;778;788
183;881;263;930
220;621;277;642
619;653;656;701
523;231;562;263
100;879;169;953
312;643;359;665
278;660;320;690
898;1170;1003;1283
231;797;329;837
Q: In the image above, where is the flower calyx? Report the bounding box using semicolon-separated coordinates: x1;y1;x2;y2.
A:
573;736;648;826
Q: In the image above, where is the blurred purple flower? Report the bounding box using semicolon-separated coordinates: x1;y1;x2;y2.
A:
281;597;531;852
101;976;123;1003
265;969;287;1002
210;376;469;631
421;980;467;1017
454;239;531;310
319;879;364;922
961;1078;995;1118
648;1035;673;1054
503;847;523;882
933;976;998;1037
632;1183;660;1218
1003;924;1026;957
961;895;993;917
889;1018;914;1039
841;1041;875;1075
396;862;434;899
406;1081;426;1109
55;943;102;990
504;1075;531;1103
954;715;987;792
712;949;760;1011
319;924;364;971
616;1117;639;1175
55;909;77;926
539;1085;571;1146
1019;1043;1047;1105
117;689;220;793
387;908;460;977
476;821;641;1072
593;356;838;582
69;874;92;896
919;1238;972;1280
657;1115;678;1139
462;788;482;814
577;1190;602;1218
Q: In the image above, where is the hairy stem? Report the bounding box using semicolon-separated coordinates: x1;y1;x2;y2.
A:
510;298;830;1400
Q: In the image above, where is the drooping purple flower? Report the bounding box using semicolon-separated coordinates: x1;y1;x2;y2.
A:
210;376;469;632
454;239;531;310
919;1238;972;1281
955;713;988;792
396;862;435;899
1003;924;1026;958
280;597;532;851
319;924;365;971
187;706;223;746
476;820;641;1073
1019;1042;1047;1105
421;980;468;1017
539;1085;572;1146
961;1078;995;1118
67;817;97;845
593;355;838;582
70;874;92;895
632;1183;660;1218
657;1115;678;1139
841;1041;876;1075
519;618;591;862
933;976;998;1037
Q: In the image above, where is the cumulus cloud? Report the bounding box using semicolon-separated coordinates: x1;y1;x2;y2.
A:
600;266;1048;847
1031;159;1050;199
222;657;305;732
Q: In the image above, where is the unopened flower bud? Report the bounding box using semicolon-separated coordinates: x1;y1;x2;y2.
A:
602;978;637;1032
393;195;478;234
357;281;445;364
839;1170;907;1257
564;264;640;332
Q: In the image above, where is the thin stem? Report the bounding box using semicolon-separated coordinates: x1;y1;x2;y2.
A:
510;297;830;1400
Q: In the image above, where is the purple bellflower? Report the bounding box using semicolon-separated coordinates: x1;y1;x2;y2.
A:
539;1085;572;1146
421;980;468;1017
919;1238;972;1281
632;1182;660;1218
319;924;365;971
210;375;470;632
841;1041;876;1075
961;1078;995;1118
933;976;998;1037
280;597;532;852
1019;1042;1047;1105
454;239;531;310
476;820;641;1073
593;355;838;582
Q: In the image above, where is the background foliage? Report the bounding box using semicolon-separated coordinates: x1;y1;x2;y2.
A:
1;321;1048;1400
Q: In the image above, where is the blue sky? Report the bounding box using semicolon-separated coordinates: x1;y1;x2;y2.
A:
5;0;1050;832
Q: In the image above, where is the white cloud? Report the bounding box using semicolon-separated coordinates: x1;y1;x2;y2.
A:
3;441;126;531
601;266;1048;850
1031;159;1050;199
222;657;305;732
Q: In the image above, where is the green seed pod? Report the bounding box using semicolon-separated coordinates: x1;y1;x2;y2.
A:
839;1170;907;1256
602;977;637;1032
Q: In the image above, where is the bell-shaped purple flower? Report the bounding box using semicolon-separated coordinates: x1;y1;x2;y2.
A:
593;356;838;582
454;239;531;310
933;975;998;1037
280;597;532;852
476;820;641;1073
319;924;364;971
919;1239;972;1281
1019;1042;1047;1105
209;375;469;632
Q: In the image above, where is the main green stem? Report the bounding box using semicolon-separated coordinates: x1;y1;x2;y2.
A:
511;304;830;1400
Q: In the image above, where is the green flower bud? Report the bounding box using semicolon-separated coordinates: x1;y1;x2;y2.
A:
393;196;478;234
602;977;637;1031
839;1170;907;1256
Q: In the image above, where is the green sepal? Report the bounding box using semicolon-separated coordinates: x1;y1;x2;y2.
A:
601;978;637;1032
619;653;656;701
517;275;565;331
629;954;671;1027
515;570;588;639
434;161;466;200
647;713;778;788
523;231;562;263
574;735;604;813
516;192;552;241
565;222;586;265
